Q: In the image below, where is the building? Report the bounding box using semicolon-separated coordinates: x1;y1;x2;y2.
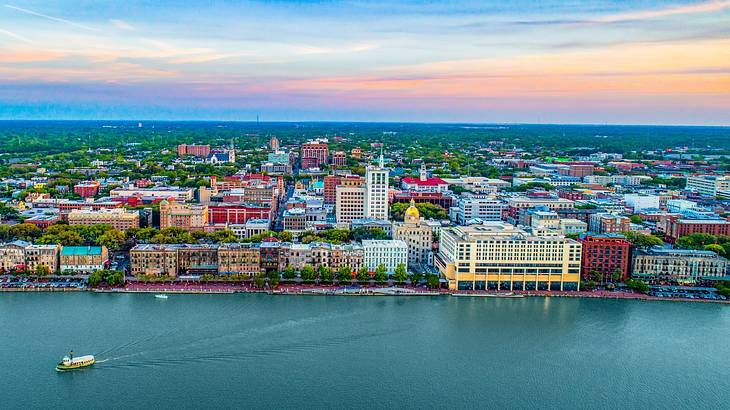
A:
109;186;195;202
686;175;730;198
68;208;140;230
557;163;595;178
331;151;347;167
442;176;510;193
270;136;280;152
451;194;504;224
393;200;434;269
666;218;730;243
362;240;408;273
391;191;455;210
336;185;366;224
559;219;588;235
589;213;631;234
208;203;272;226
0;241;29;272
301;141;329;169
217;243;261;276
632;248;729;283
229;219;270;239
178;144;211;158
401;165;450;193
351;218;393;237
159;201;208;230
435;222;582;291
60;246;108;273
364;154;389;220
624;194;660;213
579;234;631;281
505;197;574;223
584;175;651;186
73;181;100;198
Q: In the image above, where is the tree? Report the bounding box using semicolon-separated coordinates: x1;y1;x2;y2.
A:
282;265;297;280
319;266;334;283
336;266;352;284
356;267;371;283
611;268;622;283
300;265;317;282
624;232;663;248
373;264;388;284
35;265;51;277
266;270;280;287
625;278;650;294
409;272;422;286
393;264;408;283
629;215;644;224
425;273;440;289
704;244;726;256
254;273;266;288
9;223;41;241
98;229;125;250
87;270;104;287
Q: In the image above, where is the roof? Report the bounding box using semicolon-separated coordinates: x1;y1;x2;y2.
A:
402;177;448;187
61;246;104;256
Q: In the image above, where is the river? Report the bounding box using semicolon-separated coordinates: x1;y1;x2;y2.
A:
1;293;728;409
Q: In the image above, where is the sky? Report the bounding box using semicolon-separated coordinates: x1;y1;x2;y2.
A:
0;0;729;124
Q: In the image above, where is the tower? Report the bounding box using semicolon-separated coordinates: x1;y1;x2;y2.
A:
419;163;427;182
365;147;389;221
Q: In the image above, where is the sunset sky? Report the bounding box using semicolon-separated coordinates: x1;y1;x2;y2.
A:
0;1;729;124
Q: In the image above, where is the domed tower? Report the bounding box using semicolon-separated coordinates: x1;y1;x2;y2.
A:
404;199;420;223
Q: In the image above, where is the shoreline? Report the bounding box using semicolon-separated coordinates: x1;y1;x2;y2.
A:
3;283;728;304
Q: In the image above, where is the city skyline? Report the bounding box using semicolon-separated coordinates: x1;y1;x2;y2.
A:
1;1;729;124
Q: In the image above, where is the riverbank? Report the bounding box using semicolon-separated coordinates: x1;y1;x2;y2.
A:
89;282;730;304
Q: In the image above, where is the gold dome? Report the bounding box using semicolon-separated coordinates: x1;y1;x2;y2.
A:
404;199;420;222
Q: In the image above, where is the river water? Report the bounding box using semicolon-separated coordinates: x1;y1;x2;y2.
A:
1;293;728;409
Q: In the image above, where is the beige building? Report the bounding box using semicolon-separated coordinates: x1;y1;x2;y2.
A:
217;243;261;276
130;244;179;277
68;208;140;230
25;244;61;273
435;222;582;291
393;200;434;269
336;185;366;224
159;200;208;230
0;241;28;271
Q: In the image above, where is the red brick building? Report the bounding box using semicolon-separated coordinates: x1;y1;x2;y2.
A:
666;218;730;243
324;175;342;204
208;203;272;225
177;144;211;157
301;141;329;169
579;234;632;281
331;151;347;167
73;181;100;198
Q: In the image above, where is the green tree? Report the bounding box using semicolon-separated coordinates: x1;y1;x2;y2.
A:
425;273;440;289
373;264;388;284
629;215;644;224
300;265;317;282
282;265;297;280
319;266;334;283
87;270;104;287
9;223;41;241
393;264;408;283
336;266;352;283
704;244;726;256
254;273;266;288
624;232;663;248
625;278;650;294
356;267;371;283
409;272;422;286
35;265;51;277
98;229;125;250
266;271;281;288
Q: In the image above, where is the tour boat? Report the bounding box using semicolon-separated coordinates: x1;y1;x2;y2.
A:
154;294;169;299
56;352;95;371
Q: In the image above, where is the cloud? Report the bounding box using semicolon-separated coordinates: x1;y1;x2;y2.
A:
0;27;32;43
4;4;99;31
110;19;135;31
513;0;730;26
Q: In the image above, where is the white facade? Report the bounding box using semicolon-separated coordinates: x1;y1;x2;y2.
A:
452;194;504;224
623;194;660;212
362;240;408;273
364;158;389;221
686;175;730;198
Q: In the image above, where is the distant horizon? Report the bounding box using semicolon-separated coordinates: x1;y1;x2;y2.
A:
0;118;728;128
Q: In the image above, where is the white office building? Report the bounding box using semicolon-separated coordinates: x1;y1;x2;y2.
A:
362;239;408;273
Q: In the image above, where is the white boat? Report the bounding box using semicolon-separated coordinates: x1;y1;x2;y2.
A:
154;294;169;299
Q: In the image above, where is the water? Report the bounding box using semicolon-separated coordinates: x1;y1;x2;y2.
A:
1;293;728;409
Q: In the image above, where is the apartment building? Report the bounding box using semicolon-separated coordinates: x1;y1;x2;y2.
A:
68;208;140;230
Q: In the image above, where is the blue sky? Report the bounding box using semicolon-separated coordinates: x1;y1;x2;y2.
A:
0;1;729;124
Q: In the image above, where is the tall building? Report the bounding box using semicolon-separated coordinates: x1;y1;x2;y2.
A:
159;201;208;230
335;185;366;224
364;152;389;221
393;200;434;269
270;136;280;152
578;234;631;281
362;240;408;273
331;151;347;167
435;222;582;291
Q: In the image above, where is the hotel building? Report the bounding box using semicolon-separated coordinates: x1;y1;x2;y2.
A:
435;222;582;291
